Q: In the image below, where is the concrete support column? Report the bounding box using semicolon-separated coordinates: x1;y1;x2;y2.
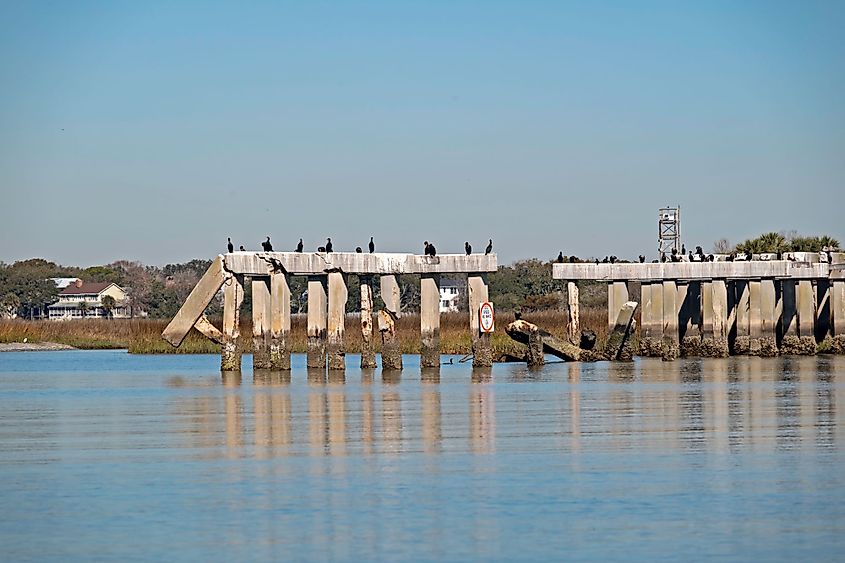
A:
221;273;244;372
748;280;763;355
306;276;328;368
327;272;348;370
639;282;657;356
782;279;817;355
607;281;629;333
420;274;441;368
711;280;730;357
359;276;377;369
816;280;831;343
251;277;272;369
661;280;679;360
567;281;580;345
468;274;492;367
832;281;845;352
379;274;402;370
734;280;750;354
759;278;778;356
270;272;291;370
679;281;702;357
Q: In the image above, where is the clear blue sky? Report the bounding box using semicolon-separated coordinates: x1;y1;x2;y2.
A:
1;1;843;267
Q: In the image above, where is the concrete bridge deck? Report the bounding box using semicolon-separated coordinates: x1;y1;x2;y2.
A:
225;252;497;276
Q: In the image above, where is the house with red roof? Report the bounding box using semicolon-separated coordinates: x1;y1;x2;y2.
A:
48;280;129;320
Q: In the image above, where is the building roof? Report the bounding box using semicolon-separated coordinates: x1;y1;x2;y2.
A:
59;281;115;296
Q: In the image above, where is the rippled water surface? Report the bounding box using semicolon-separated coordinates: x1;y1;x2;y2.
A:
1;351;844;561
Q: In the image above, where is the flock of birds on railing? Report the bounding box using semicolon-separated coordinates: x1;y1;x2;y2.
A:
226;237;494;257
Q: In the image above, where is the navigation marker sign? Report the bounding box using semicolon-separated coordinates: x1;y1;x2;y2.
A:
479;302;495;333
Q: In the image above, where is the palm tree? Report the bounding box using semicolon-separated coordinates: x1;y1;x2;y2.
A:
101;295;116;319
77;301;90;318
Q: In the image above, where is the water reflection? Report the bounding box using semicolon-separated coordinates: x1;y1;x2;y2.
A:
167;357;843;462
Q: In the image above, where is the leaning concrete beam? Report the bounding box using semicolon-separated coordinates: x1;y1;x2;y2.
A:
224;252;497;276
552;261;830;281
603;301;638;360
162;255;226;347
194;315;223;345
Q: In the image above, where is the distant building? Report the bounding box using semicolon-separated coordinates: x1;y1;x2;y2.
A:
439;278;463;313
51;277;81;290
48;280;129;320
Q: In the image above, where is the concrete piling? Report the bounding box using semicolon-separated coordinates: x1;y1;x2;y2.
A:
468;274;493;367
420;273;441;368
734;280;750;354
221;273;244;372
700;280;729;357
567;281;580;345
251;277;272;369
306;276;328;368
662;280;679;361
379;274;402;370
270;272;291;370
327;272;348;370
359;275;377;369
783;280;816;354
760;278;778;356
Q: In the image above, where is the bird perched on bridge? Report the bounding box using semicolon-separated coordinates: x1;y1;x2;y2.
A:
465;242;472;255
356;246;363;253
325;238;333;252
295;238;303;253
261;236;273;252
485;239;493;255
369;236;375;253
681;244;686;255
602;256;609;263
424;241;437;257
609;255;617;264
317;246;326;252
556;252;564;263
569;255;578;263
227;238;234;253
239;245;245;251
424;241;430;255
639;255;646;263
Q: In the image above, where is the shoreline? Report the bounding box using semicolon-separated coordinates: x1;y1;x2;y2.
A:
0;342;78;352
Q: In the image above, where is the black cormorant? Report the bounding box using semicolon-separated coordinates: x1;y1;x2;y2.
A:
296;238;303;253
429;243;437;257
424;241;430;255
485;239;493;255
262;236;273;252
356;246;362;253
227;238;234;253
369;237;375;253
681;244;686;254
239;245;245;251
465;242;472;255
639;255;645;263
325;238;333;253
318;246;326;252
556;252;564;263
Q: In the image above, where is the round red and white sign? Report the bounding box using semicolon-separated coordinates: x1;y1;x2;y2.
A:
479;302;495;333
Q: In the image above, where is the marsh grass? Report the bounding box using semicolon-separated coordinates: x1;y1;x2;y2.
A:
2;307;611;357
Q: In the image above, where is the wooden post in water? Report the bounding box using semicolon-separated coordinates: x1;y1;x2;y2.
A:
420;273;441;368
327;272;348;370
221;273;244;371
270;272;291;370
307;276;328;368
252;277;272;369
567;281;580;345
359;275;377;369
468;273;492;367
379;274;402;370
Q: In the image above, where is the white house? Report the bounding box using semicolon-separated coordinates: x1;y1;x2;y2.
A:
48;280;130;320
439;278;464;313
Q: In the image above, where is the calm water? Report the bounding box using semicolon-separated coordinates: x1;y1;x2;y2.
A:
1;351;844;562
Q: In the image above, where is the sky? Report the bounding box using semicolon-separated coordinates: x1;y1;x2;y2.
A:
1;0;843;267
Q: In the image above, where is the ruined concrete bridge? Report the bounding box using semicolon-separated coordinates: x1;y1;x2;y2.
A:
553;254;845;359
162;252;497;372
